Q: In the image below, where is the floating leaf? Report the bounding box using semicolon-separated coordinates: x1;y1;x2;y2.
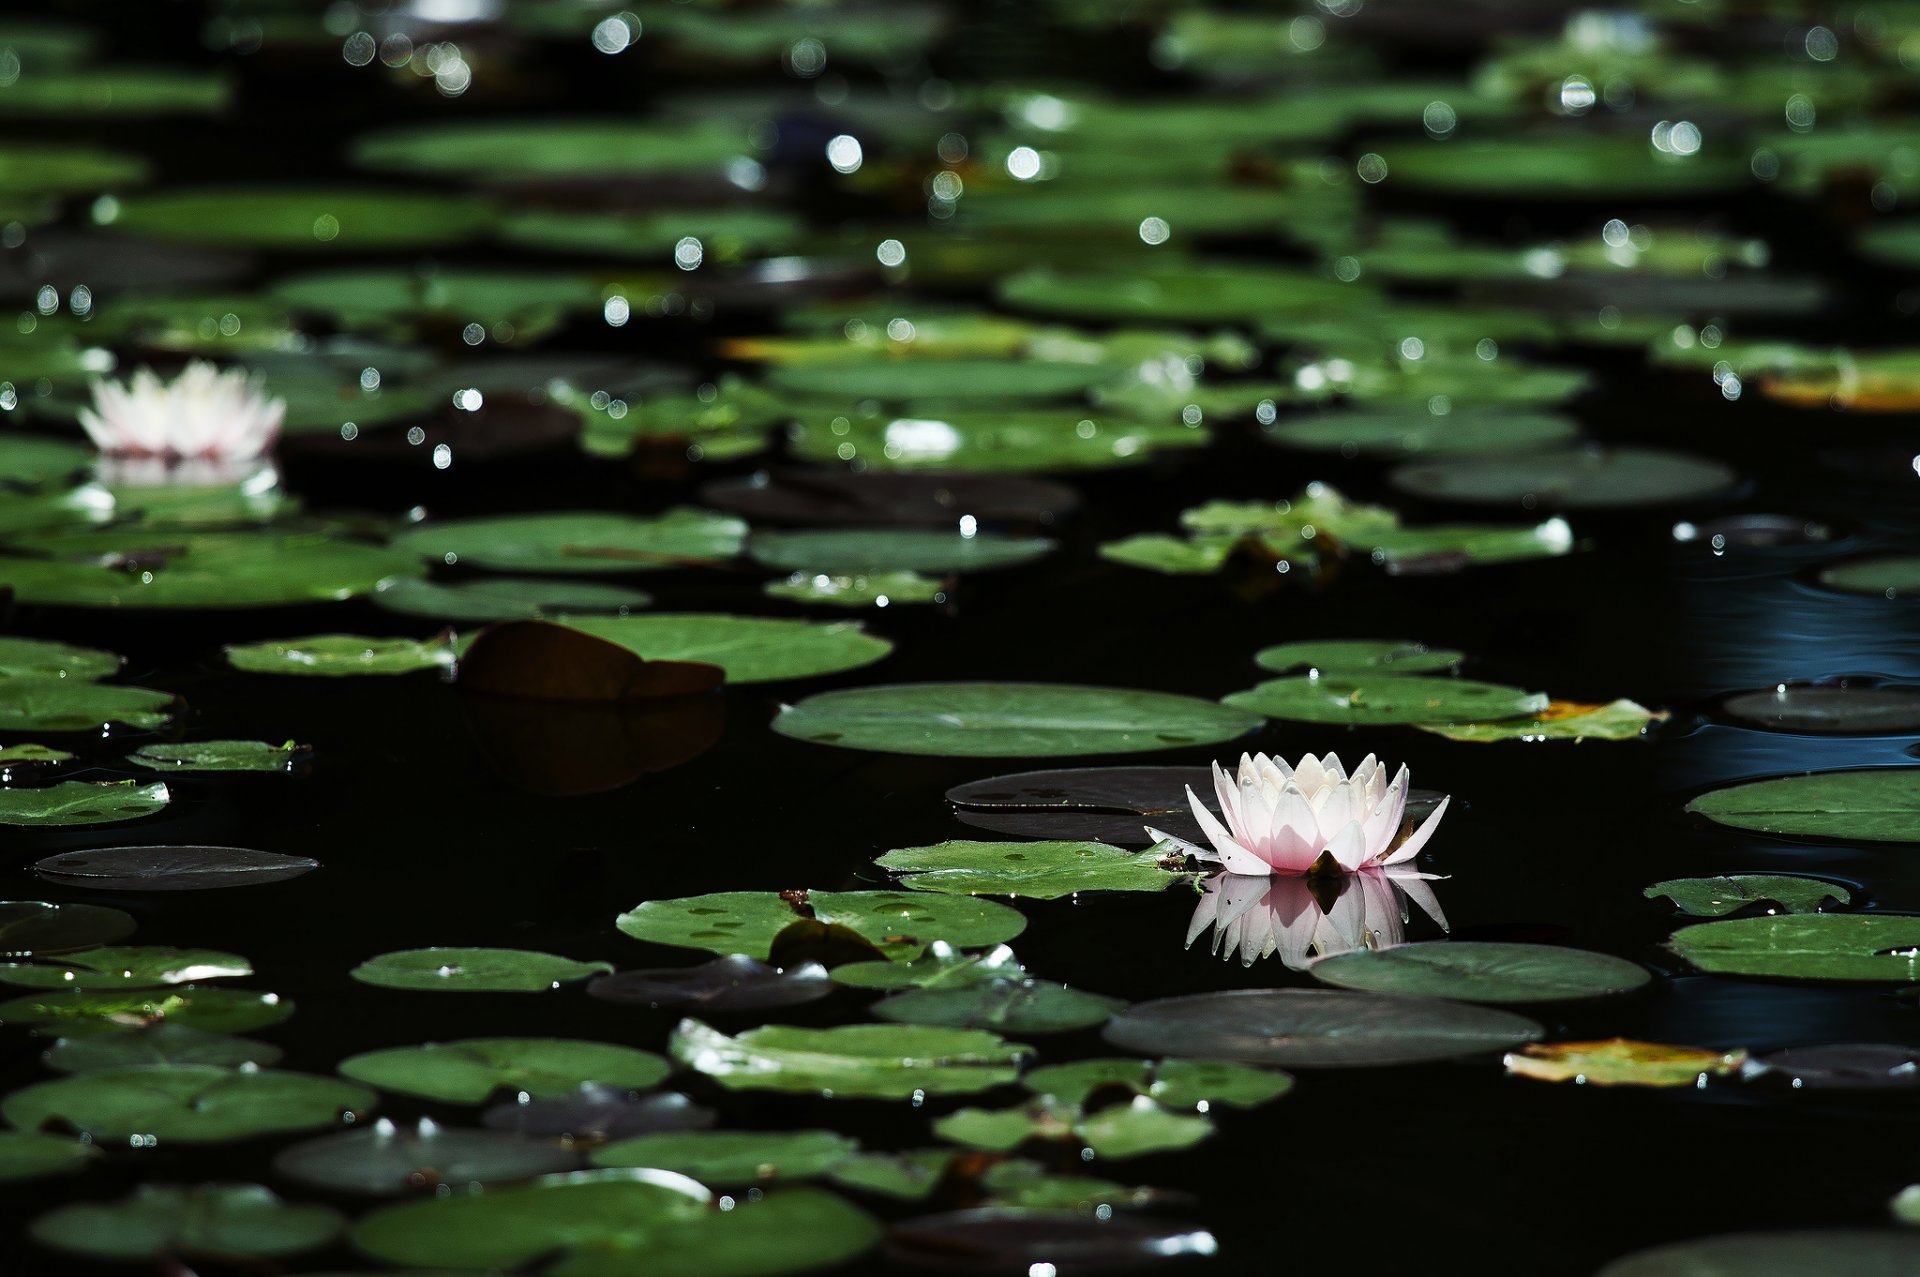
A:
700;470;1079;528
0;680;173;732
0;986;291;1037
618;889;1026;962
31;844;320;891
3;1065;372;1142
458;620;722;703
105;185;492;249
981;1161;1161;1212
1367;136;1748;199
1265;409;1579;457
830;943;1025;991
548;614;891;684
1416;698;1663;743
1597;1232;1920;1275
1022;1058;1293;1109
875;980;1124;1033
768;358;1115;404
0;901;136;957
878;839;1190;899
128;739;307;772
750;528;1054;575
1749;1044;1920;1090
1223;674;1547;725
587;955;833;1012
373;575;650;623
0;635;121;680
482;1087;716;1143
30;1182;343;1261
1669;915;1920;981
0;529;424;608
999;262;1366;324
671;1019;1030;1098
1390;447;1736;509
226;634;456;677
774;682;1262;757
339;1038;669;1106
43;1024;282;1074
0;1131;93;1182
591;1130;857;1183
1506;1038;1747;1087
351;948;614;993
936;1095;1212;1160
390;510;745;574
1310;942;1650;1003
786;405;1208;472
1103;989;1542;1067
1686;771;1920;842
1720;686;1920;734
352;117;756;181
887;1210;1218;1272
275;1119;581;1195
1819;555;1920;598
946;766;1210;845
0;743;73;769
0;945;251;990
764;570;946;608
1645;875;1851;918
1254;640;1463;676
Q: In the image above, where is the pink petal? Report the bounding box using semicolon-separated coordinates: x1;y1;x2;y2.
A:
1323;819;1371;871
1183;790;1272;875
1264;788;1323;872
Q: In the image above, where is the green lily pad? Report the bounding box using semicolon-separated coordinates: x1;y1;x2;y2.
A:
351;1172;881;1277
1222;674;1547;725
2;1065;373;1142
1686;770;1920;842
935;1095;1212;1160
128;739;306;773
351;947;614;993
0;1131;94;1182
1254;639;1463;676
0;780;169;826
1669;915;1920;981
552;614;891;683
750;529;1055;574
352;117;756;181
0;743;72;769
373;576;651;623
501;207;803;262
827;1149;955;1201
101;185;493;250
786;405;1209;472
0;901;136;957
0;143;147;195
590;1130;857;1183
981;1161;1160;1212
999;262;1370;324
1818;556;1920;598
0;946;250;990
0;680;173;731
764;571;946;608
617;889;1026;962
339;1039;670;1104
768;359;1116;404
1644;875;1852;917
1390;447;1737;509
830;943;1025;991
391;510;745;575
671;1020;1030;1099
270;267;602;333
1021;1058;1293;1109
874;980;1124;1033
0;986;291;1037
876;839;1191;898
1309;942;1650;1003
30;1182;343;1261
1266;408;1579;456
1415;697;1662;742
1367;136;1749;199
225;634;456;677
1597;1232;1920;1276
0;66;230;116
773;682;1263;757
43;1024;283;1074
0;528;424;608
0;635;121;680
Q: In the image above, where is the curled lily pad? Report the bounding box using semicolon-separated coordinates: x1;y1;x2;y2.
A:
0;901;136;957
29;1182;344;1261
774;682;1262;757
43;1024;282;1074
339;1039;670;1104
587;955;833;1012
617;889;1026;962
0;1131;94;1182
886;1209;1218;1271
1505;1039;1747;1087
1644;875;1851;918
1597;1232;1920;1275
1720;686;1920;734
874;980;1124;1033
1310;942;1650;1004
877;840;1193;898
482;1087;716;1142
0;986;291;1037
671;1019;1031;1099
351;948;614;993
31;844;320;891
226;634;456;677
1103;989;1542;1067
590;1129;858;1184
390;509;745;574
1686;770;1920;842
0;680;173;732
3;1065;373;1142
0;945;250;990
1749;1044;1920;1090
1669;915;1920;981
128;739;308;773
1223;674;1547;725
275;1118;582;1195
549;614;891;683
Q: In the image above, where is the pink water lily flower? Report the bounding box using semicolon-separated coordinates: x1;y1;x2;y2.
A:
1147;751;1449;877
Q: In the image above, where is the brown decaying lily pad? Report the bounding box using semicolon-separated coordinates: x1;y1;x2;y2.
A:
702;470;1080;528
30;845;319;892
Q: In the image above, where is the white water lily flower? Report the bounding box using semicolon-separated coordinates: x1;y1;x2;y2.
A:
1147;751;1449;877
1187;869;1448;970
79;361;285;465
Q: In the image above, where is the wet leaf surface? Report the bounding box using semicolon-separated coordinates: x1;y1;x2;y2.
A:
0;986;292;1037
0;945;250;990
1310;941;1650;1003
481;1087;717;1142
874;979;1125;1033
1505;1038;1748;1087
878;839;1194;898
618;889;1027;962
275;1119;581;1195
1645;875;1851;918
30;1182;343;1260
1687;771;1920;842
590;1129;858;1183
1749;1044;1920;1090
3;1065;372;1142
226;634;456;677
350;948;615;993
1719;686;1920;734
128;738;308;772
671;1020;1031;1098
1669;914;1920;981
885;1208;1218;1272
42;1024;282;1074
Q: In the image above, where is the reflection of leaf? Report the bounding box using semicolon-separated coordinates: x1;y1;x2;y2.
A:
1505;1039;1747;1087
1644;875;1850;918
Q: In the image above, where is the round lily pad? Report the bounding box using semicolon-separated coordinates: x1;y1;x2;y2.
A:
1669;915;1920;981
372;576;651;623
1309;942;1650;1003
275;1119;581;1195
552;614;892;683
768;359;1115;404
0;945;250;990
700;470;1080;528
0;901;136;957
0;1131;94;1182
1021;1058;1293;1109
617;889;1027;962
749;528;1055;574
351;948;614;993
1368;136;1749;199
128;740;306;773
876;839;1191;898
1686;770;1920;842
0;635;121;680
0;680;174;732
1719;686;1920;734
1102;988;1543;1067
1644;875;1850;918
0;529;424;608
671;1020;1031;1098
31;844;320;891
773;682;1263;757
2;1065;374;1142
43;1024;283;1074
1597;1232;1920;1276
1390;447;1737;508
30;1182;342;1261
390;510;745;575
0;66;230;117
1818;555;1920;598
226;634;456;677
351;117;756;181
0;779;169;826
0;986;291;1037
999;262;1368;324
887;1210;1218;1272
874;980;1125;1033
1749;1044;1920;1091
1222;674;1547;725
590;1129;857;1183
1267;409;1579;456
787;405;1208;472
945;766;1210;845
102;186;494;250
339;1039;670;1104
1254;639;1464;676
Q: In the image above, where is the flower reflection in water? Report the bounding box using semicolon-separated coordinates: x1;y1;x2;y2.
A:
1187;870;1449;970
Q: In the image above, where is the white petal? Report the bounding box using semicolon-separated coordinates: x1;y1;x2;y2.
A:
1323;819;1371;871
1264;788;1323;872
1292;753;1327;796
1361;766;1411;862
1381;794;1450;865
1184;789;1272;875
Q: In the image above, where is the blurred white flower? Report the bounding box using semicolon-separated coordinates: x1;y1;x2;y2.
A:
1148;751;1449;877
1187;869;1448;970
80;361;284;471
